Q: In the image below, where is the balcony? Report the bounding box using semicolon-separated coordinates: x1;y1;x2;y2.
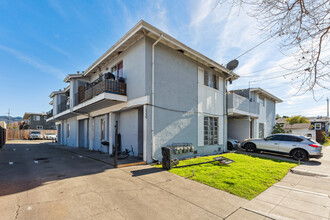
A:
227;93;260;117
57;99;70;114
46;109;53;119
73;79;127;113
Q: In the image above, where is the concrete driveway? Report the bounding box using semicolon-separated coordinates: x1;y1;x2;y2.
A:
0;140;248;220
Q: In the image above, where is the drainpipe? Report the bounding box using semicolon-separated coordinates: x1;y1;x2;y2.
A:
151;34;163;162
248;81;251;138
224;79;227;151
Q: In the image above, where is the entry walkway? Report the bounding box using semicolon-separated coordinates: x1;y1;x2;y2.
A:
47;142;146;168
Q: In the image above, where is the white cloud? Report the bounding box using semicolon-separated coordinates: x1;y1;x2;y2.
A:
0;45;65;79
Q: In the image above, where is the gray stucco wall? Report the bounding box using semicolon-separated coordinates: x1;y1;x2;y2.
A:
145;37;199;161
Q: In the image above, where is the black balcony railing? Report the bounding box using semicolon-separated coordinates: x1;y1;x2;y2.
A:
74;79;126;106
46;109;53;119
57;99;70;113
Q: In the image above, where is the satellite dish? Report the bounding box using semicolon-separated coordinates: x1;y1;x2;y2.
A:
226;59;239;71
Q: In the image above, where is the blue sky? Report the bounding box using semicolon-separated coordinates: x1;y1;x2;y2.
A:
0;0;329;117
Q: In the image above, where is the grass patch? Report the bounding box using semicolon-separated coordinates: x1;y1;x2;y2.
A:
323;138;330;147
156;153;297;200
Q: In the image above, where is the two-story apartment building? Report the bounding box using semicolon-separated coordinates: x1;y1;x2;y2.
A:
23;112;56;130
47;20;240;163
227;88;282;142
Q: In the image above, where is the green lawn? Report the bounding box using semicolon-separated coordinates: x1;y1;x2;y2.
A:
156;153;297;200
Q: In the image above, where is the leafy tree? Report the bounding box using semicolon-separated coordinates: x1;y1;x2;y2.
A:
272;124;286;134
285;115;310;124
215;0;330;93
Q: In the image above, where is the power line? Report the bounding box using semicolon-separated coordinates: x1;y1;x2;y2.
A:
235;35;274;60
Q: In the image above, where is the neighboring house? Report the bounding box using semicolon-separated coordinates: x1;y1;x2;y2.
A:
227;88;282;142
283;123;316;140
23;113;56;130
283;123;312;132
308;116;329;142
275;118;288;126
46;20;239;163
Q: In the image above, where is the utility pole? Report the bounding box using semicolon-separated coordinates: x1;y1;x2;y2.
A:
327;97;329;119
7;108;10;128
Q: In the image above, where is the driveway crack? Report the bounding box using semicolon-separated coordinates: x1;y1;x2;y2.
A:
14;197;21;220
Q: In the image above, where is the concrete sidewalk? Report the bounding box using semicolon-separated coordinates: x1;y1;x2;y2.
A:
241;147;330;220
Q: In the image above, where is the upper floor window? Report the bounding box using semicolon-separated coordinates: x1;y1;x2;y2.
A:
259;97;265;106
315;123;321;130
111;61;123;79
33;115;40;121
204;71;218;89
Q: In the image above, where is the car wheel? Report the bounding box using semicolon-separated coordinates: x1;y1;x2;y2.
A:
291;149;308;161
227;142;233;151
245;143;256;152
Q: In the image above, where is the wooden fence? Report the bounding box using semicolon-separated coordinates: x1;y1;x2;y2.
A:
6;129;57;140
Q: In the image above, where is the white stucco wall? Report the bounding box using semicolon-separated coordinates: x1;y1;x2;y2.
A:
92;115;108;152
197;67;225;148
119;109;139;156
63;117;78;147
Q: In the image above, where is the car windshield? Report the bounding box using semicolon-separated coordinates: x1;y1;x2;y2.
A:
31;131;41;134
46;133;55;135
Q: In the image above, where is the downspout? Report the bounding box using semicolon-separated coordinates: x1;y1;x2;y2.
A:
224;79;227;151
151;34;163;162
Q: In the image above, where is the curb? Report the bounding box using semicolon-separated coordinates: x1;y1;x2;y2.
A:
290;169;330;177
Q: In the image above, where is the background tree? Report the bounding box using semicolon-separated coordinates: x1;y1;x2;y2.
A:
285;115;310;124
272;123;287;134
216;0;330;94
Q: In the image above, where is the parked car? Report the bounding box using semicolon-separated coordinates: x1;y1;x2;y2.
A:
227;138;240;150
241;134;323;161
28;131;43;140
43;133;57;140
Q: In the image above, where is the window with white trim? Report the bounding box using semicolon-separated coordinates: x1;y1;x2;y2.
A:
204;116;218;145
33;115;40;121
259;97;265;106
315;123;321;130
204;71;218;89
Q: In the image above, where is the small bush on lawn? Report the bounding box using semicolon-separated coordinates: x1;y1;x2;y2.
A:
156;153;297;200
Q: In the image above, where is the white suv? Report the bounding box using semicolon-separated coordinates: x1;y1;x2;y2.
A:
28;131;43;140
